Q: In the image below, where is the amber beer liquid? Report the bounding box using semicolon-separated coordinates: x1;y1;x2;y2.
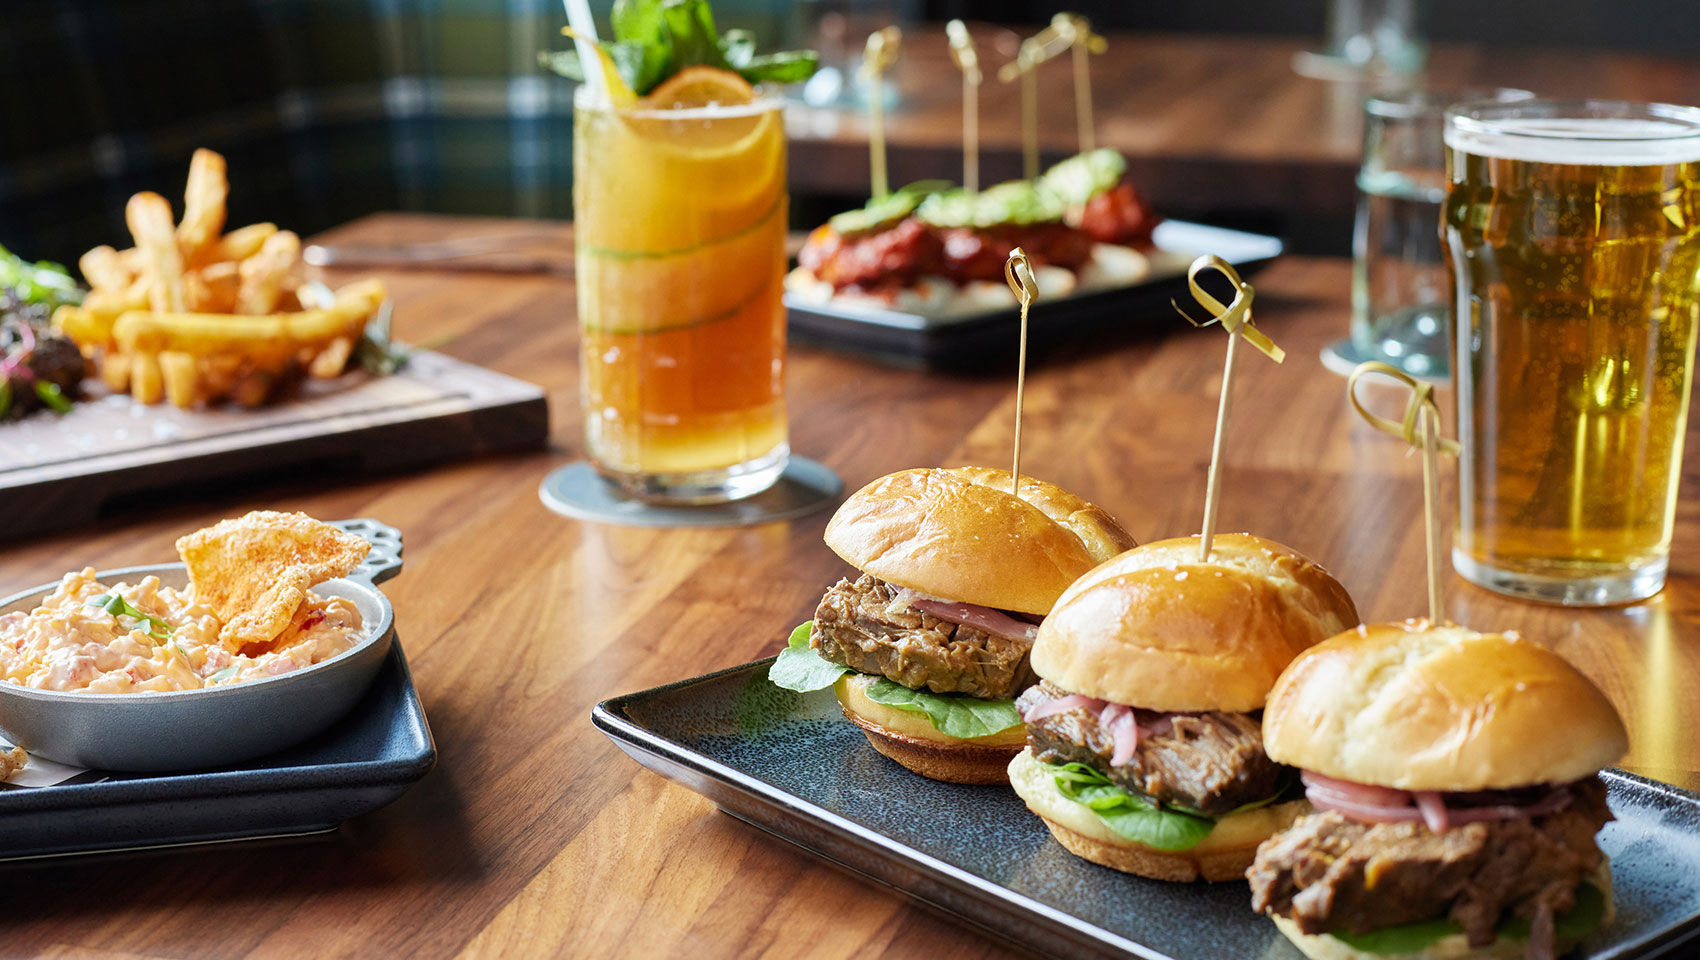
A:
1442;101;1700;604
574;88;788;502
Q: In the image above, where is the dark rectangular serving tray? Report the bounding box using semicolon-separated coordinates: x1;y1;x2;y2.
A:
0;639;435;860
785;220;1284;368
594;658;1700;960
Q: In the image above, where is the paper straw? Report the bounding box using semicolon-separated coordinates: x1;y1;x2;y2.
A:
563;0;605;100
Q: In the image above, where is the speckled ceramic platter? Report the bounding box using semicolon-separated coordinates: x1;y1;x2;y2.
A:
593;659;1700;960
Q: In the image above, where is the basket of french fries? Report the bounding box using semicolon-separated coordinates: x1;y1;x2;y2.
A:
54;149;389;408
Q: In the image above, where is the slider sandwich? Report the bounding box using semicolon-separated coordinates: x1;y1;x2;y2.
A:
1007;534;1360;882
1249;620;1627;960
770;466;1135;784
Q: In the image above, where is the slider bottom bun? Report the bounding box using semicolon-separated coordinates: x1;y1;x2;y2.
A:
1008;747;1308;883
834;674;1026;785
1267;863;1614;960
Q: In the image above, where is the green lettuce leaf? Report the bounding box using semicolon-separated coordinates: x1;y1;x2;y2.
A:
915;181;1066;230
0;243;82;308
766;621;850;692
1047;760;1215;852
1330;882;1607;954
1501;880;1606;942
861;678;1022;738
828;180;954;236
1330;917;1464;955
1039;148;1128;205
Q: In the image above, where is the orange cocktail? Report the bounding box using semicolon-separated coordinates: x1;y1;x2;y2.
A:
573;79;788;502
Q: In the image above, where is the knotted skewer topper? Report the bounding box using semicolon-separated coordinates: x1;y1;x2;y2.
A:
1174;255;1285;562
945;20;982;194
1004;248;1039;495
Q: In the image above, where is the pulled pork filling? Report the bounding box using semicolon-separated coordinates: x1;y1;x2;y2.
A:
1248;777;1612;960
809;575;1036;700
1015;680;1284;817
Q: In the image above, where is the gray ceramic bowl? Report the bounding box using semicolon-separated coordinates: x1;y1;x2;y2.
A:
0;519;403;772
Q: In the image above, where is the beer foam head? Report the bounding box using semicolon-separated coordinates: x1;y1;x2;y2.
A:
1447;112;1700;166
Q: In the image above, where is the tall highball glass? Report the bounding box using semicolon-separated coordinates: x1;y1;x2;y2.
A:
1442;99;1700;605
574;87;789;503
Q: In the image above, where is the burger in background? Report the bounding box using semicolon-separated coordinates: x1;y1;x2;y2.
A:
1008;533;1360;882
769;466;1135;784
1249;620;1628;960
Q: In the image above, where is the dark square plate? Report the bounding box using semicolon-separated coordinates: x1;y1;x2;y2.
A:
0;640;435;860
785;220;1284;368
593;658;1700;960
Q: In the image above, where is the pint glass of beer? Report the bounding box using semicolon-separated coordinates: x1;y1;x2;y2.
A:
574;87;789;503
1442;100;1700;604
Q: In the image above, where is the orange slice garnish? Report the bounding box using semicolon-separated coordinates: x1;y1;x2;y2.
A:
646;66;755;108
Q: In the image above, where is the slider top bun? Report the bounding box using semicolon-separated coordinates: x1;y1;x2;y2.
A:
1031;534;1359;713
824;466;1135;616
1264;620;1628;792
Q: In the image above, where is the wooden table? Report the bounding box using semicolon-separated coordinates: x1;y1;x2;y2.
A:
3;213;1697;958
787;27;1700;247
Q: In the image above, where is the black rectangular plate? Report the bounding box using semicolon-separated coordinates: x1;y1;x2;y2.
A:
785;220;1284;368
0;639;435;860
594;658;1700;960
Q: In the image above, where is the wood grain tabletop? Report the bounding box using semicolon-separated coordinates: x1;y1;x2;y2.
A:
788;27;1700;224
3;213;1697;959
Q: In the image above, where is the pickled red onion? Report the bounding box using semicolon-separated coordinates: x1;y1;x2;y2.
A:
1022;693;1101;723
1302;771;1576;831
1414;791;1450;833
895;588;1040;641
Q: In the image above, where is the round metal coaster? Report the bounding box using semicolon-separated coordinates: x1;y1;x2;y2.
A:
1320;337;1448;385
538;458;843;528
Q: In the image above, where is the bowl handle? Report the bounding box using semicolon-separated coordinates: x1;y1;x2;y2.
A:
333;519;404;586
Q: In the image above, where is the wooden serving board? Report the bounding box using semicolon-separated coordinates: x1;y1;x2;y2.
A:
0;349;547;540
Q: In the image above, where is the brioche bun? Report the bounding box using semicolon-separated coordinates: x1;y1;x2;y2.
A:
1268;862;1614;960
1030;534;1359;712
1263;620;1627;791
1008;748;1309;882
835;674;1025;784
823;467;1136;615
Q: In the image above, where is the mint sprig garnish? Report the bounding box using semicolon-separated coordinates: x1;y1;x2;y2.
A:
540;0;818;95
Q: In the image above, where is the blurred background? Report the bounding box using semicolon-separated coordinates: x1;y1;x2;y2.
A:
3;0;1695;265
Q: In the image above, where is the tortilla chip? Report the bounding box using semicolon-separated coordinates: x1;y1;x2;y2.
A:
176;511;369;645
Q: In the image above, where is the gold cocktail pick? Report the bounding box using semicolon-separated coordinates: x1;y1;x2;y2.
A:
945;20;982;194
1050;13;1106;152
1347;361;1463;625
1005;248;1039;496
861;26;903;199
1174;255;1285;562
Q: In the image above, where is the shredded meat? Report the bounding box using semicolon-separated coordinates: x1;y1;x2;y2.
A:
1248;778;1612;960
810;575;1035;700
1016;681;1282;816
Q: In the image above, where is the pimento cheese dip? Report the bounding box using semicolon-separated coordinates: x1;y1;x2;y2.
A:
0;568;363;693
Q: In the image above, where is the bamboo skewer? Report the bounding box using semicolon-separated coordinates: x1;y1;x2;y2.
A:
1005;249;1038;497
1347;361;1463;624
946;20;982;194
1174;255;1286;561
861;27;903;199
